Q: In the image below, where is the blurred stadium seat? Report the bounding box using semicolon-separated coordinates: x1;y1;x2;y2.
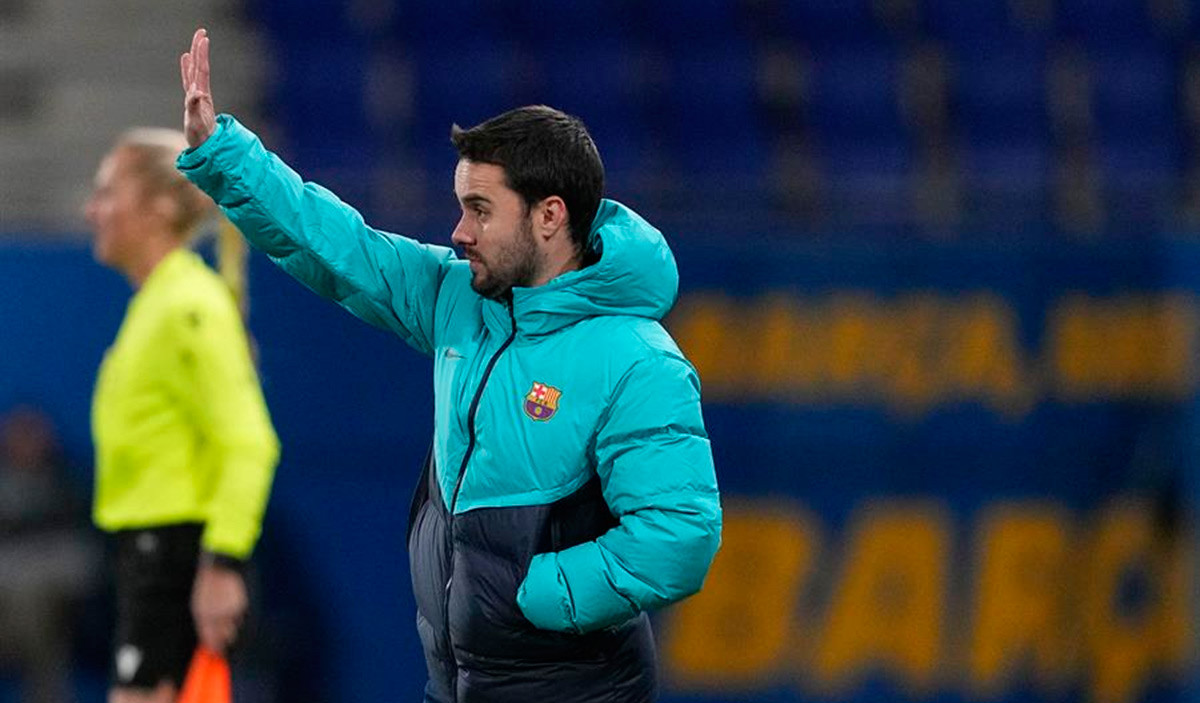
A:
780;0;890;47
5;0;1199;234
244;0;1200;235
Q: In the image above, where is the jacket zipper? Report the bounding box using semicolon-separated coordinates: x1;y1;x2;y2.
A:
443;305;517;693
450;307;518;513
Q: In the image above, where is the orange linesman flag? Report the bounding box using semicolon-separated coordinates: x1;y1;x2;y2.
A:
178;647;231;703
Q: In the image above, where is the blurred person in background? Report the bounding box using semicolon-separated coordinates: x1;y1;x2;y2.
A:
0;404;99;703
178;28;720;703
85;123;280;703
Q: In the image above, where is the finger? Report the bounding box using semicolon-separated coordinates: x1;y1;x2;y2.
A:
219;620;237;649
197;620;215;650
188;29;205;91
197;35;211;95
199;618;222;650
190;28;204;63
181;52;192;92
206;618;236;652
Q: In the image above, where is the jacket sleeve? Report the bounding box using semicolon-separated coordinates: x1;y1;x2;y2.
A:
168;294;280;560
516;353;722;633
177;114;455;356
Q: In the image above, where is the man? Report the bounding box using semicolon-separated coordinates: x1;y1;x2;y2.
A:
178;29;720;703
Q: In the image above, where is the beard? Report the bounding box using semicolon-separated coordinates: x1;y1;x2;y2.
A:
469;215;539;300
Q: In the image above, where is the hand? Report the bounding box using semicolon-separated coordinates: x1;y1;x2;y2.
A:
191;562;247;653
180;28;217;148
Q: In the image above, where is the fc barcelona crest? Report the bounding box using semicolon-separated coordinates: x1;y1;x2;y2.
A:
524;381;562;422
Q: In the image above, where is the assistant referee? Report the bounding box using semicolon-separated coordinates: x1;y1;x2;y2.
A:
86;127;279;703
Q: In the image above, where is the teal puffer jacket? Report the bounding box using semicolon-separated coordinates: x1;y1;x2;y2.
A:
180;115;721;701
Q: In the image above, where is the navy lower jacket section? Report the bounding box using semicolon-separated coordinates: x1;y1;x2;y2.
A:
407;452;658;703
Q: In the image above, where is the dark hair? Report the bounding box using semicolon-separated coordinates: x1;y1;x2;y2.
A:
451;105;604;255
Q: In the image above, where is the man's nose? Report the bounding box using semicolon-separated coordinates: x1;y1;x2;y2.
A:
450;218;472;247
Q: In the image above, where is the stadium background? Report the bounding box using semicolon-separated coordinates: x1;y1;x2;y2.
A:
2;0;1199;701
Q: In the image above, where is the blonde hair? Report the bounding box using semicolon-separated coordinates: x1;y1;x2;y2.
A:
115;127;249;314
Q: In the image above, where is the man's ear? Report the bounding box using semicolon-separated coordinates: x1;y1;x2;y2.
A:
534;196;569;241
150;192;179;227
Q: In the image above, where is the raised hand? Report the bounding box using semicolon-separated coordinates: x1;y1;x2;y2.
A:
180;28;217;148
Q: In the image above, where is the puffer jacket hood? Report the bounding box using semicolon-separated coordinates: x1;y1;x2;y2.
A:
483;199;680;338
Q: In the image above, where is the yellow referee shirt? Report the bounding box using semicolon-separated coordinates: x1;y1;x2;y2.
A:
92;248;279;559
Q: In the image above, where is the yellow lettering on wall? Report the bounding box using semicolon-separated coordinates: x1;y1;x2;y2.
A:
950;296;1033;416
1154;296;1198;396
1049;295;1198;401
812;502;950;694
753;294;811;396
1083;502;1177;703
826;294;884;394
1049;295;1103;399
968;503;1074;694
885;295;943;414
671;291;1196;413
662;501;820;688
668;293;739;394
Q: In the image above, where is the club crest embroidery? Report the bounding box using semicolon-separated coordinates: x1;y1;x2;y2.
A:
524;381;562;422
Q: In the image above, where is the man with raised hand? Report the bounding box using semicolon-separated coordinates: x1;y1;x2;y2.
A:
178;28;720;703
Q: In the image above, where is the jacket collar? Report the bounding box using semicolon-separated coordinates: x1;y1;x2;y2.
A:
478;199;679;341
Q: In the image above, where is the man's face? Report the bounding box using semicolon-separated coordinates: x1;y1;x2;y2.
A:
451;160;539;300
84;148;157;271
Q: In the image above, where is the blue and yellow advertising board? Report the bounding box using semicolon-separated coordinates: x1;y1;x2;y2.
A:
1;233;1197;702
656;236;1199;703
